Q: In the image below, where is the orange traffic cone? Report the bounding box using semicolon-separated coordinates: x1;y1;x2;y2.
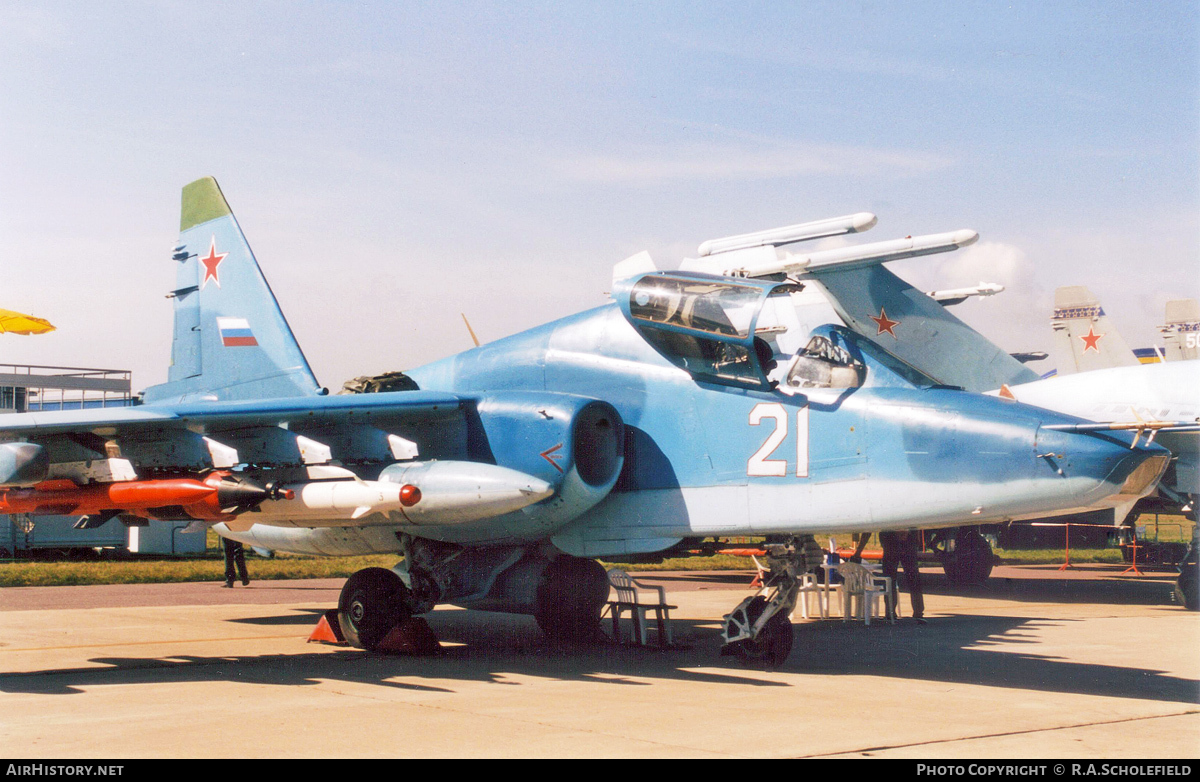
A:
308;609;347;645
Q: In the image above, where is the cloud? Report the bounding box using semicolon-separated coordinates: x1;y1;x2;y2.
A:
935;240;1035;293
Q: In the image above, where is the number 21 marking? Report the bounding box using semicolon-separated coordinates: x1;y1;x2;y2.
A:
748;402;809;478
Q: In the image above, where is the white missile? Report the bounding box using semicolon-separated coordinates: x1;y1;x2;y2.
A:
927;282;1005;306
249;460;553;527
697;212;877;257
716;229;978;279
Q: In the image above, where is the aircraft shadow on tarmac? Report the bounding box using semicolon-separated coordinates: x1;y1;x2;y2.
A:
2;605;1196;706
916;568;1184;607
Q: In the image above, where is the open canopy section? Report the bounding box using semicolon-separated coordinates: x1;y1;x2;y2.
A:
618;272;792;390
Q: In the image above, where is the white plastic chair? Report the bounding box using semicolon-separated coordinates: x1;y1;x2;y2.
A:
606;569;675;646
793;571;826;619
838;561;888;625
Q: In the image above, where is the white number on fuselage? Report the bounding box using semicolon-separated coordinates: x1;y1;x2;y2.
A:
748;402;809;477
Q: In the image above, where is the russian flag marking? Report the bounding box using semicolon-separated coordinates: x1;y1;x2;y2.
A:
217;317;258;347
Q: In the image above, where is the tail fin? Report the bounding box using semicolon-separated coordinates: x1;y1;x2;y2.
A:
1161;298;1200;362
1049;286;1137;376
807;264;1039;392
142;177;322;404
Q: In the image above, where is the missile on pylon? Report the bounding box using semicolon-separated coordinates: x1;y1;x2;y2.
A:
697;213;878;257
708;229;978;279
249;461;553;527
0;472;279;525
926;282;1005;306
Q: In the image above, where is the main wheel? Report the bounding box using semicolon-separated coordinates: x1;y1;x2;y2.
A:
727;596;794;667
936;528;994;586
534;556;609;642
337;567;412;651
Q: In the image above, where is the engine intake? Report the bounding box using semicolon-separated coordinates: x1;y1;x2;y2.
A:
465;391;625;540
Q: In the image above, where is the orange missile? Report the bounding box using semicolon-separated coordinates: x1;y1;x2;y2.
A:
0;477;219;516
0;472;283;522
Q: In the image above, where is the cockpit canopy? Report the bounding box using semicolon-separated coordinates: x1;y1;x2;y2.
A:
781;335;866;391
619;272;796;390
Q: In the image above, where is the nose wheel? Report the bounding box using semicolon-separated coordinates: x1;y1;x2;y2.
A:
722;596;794;667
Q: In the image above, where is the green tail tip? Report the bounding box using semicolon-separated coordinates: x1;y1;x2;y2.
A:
180;177;232;232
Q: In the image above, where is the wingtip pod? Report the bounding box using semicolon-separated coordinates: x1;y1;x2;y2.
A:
180;177;233;232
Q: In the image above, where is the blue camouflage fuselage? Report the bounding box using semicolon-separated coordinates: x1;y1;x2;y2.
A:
404;302;1162;556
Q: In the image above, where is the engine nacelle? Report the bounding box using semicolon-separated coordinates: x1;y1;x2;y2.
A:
462;391;625;541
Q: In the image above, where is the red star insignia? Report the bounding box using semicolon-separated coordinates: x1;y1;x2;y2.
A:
1080;325;1103;353
870;307;900;338
200;237;227;289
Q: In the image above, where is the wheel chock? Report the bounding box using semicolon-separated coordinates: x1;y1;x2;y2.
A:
308;609;347;645
375;617;441;655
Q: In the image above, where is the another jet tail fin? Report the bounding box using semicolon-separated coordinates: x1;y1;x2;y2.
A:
142;177;322;404
1161;298;1200;362
1049;286;1137;376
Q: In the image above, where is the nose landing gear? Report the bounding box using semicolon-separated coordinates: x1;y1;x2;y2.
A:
720;536;819;667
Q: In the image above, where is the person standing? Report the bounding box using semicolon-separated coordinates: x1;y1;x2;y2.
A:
880;529;925;623
223;537;249;588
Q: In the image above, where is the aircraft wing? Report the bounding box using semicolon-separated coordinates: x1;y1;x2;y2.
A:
0;390;467;473
803;263;1040;392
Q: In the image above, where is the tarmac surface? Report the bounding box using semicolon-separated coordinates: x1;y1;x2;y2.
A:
1;563;1197;758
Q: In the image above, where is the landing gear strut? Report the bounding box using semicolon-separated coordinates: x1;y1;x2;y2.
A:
720;536;819;667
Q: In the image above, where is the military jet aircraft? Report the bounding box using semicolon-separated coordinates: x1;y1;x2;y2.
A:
1048;287;1200;372
680;242;1198;594
0;179;1172;664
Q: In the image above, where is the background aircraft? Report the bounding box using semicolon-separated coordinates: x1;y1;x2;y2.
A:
1159;299;1200;362
999;290;1200;608
0;180;1172;664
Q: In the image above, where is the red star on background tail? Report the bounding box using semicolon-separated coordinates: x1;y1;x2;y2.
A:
1080;325;1103;353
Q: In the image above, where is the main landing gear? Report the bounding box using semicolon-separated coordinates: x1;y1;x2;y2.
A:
930;527;995;586
720;536;821;667
334;537;610;653
337;567;416;650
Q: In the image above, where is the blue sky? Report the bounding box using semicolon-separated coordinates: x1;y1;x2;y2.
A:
1;2;1196;391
